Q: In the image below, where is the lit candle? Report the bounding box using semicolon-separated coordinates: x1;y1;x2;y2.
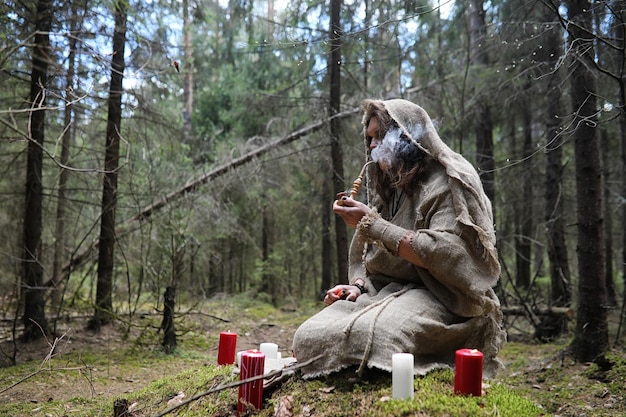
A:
238;350;266;415
217;331;237;365
454;348;483;396
259;342;278;359
392;353;414;400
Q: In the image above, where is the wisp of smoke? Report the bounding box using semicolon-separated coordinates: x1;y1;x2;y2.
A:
371;123;424;167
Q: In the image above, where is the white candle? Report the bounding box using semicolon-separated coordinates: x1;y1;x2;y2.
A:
236;350;244;366
259;342;278;359
392;353;414;400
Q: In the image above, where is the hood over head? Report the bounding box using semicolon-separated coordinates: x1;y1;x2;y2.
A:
361;98;500;278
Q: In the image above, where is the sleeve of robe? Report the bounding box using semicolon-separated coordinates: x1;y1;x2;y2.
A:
356;172;500;319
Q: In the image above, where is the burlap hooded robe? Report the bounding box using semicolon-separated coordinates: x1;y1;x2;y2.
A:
292;99;506;379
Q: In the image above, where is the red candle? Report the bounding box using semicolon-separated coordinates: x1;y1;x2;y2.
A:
454;348;483;396
217;331;237;365
238;350;266;415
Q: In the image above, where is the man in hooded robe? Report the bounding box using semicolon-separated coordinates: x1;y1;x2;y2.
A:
292;99;505;378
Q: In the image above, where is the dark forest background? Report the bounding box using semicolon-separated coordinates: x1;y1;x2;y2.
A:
1;0;624;365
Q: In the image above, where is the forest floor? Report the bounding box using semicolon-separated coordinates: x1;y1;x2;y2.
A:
0;296;625;416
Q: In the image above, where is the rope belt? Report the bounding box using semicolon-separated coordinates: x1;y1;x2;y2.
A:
342;287;411;375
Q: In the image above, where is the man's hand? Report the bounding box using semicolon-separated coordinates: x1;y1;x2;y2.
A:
333;196;370;229
324;284;362;305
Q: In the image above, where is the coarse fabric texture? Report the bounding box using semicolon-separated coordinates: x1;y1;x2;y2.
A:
292;99;505;379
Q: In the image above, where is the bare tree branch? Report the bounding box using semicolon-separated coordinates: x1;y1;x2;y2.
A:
0;329;94;396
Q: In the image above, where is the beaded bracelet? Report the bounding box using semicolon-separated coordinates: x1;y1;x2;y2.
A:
354;282;368;294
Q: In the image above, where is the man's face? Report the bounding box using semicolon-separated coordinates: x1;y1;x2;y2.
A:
367;117;390;171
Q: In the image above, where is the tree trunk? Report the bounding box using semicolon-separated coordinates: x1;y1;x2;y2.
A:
91;0;127;329
181;0;193;143
22;0;53;341
329;0;347;284
515;97;533;289
621;73;626;338
113;398;129;417
320;165;332;297
601;129;617;307
224;0;235;65
51;0;80;307
566;0;608;362
260;206;276;304
619;2;626;338
468;0;495;211
600;0;626;342
362;0;371;91
207;252;215;295
161;286;177;353
541;4;571;342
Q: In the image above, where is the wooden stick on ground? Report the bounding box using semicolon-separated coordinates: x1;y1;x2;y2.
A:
151;354;324;417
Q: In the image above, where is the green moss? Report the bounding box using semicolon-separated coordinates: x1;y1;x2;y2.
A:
2;299;625;417
253;367;542;417
179;330;212;351
605;353;626;395
485;383;543;416
0;339;543;417
0;403;29;416
586;351;626;396
124;364;237;409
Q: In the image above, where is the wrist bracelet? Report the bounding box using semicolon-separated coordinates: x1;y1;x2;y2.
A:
354;282;367;294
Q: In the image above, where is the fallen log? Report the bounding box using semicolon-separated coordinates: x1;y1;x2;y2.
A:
52;108;361;285
502;306;573;319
